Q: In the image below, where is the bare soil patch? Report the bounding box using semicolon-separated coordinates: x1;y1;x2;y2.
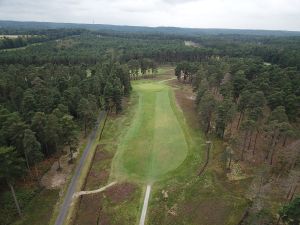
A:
40;134;88;189
180;199;230;225
41;153;76;189
94;147;113;161
74;183;138;225
84;147;113;190
74;193;103;225
184;40;202;48
105;183;137;204
174;86;199;130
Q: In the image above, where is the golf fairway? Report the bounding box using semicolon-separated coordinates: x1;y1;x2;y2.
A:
112;81;188;182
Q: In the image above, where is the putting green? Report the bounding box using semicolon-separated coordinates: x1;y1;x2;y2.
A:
112;81;188;182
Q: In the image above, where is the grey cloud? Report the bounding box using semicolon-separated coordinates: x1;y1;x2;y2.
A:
0;0;299;31
162;0;200;4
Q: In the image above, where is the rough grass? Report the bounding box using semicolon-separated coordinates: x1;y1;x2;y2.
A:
13;189;59;225
0;187;58;225
146;82;250;225
112;81;188;182
75;182;142;225
74;98;144;225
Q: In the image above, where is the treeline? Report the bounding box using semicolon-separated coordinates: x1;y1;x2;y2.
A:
0;36;45;50
176;57;300;224
0;29;85;50
0;61;131;156
1;28;300;70
0;61;131;217
191;35;300;70
0;34;213;65
176;58;299;163
127;58;158;80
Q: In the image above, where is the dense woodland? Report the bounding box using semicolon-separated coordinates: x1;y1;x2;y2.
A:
175;55;299;224
0;25;299;224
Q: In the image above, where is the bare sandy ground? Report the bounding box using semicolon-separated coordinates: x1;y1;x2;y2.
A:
41;151;79;189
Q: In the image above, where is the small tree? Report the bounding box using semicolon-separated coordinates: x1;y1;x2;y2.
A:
223;146;234;170
279;197;300;225
22;129;43;178
46;113;62;170
236;90;251;129
78;98;95;136
215;99;236;138
31;112;48;155
60;115;78;164
240;119;256;161
69;136;79;164
265;106;291;165
198;91;216;134
0;146;25;217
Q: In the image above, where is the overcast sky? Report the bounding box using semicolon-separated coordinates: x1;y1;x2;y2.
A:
0;0;300;31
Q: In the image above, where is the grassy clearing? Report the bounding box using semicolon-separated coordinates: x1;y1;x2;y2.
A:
157;66;173;75
74;67;249;225
0;35;20;39
0;35;39;39
112;81;188;182
133;66;173;79
74;76;194;224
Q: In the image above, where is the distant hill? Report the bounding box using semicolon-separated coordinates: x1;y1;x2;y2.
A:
1;20;300;37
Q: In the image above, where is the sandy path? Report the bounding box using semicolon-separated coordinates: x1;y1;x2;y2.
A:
139;184;152;225
73;181;117;198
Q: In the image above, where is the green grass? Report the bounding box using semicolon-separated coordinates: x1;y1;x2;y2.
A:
112;81;188;182
146;124;249;225
157;67;173;75
75;73;249;225
133;66;173;78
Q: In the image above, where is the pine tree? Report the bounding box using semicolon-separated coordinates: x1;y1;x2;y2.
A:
0;146;25;217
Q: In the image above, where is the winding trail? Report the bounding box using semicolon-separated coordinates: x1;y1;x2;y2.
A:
139;185;152;225
54;111;105;225
73;181;117;198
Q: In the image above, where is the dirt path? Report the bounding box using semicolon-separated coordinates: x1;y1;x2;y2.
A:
139;185;152;225
54;111;105;225
73;181;117;198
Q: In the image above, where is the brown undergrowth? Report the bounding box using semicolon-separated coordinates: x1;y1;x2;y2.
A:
73;97;142;225
146;79;249;225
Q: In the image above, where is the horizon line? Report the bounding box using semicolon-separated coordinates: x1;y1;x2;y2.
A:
1;19;300;33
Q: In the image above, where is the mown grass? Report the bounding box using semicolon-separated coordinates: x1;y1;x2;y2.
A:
111;80;188;182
